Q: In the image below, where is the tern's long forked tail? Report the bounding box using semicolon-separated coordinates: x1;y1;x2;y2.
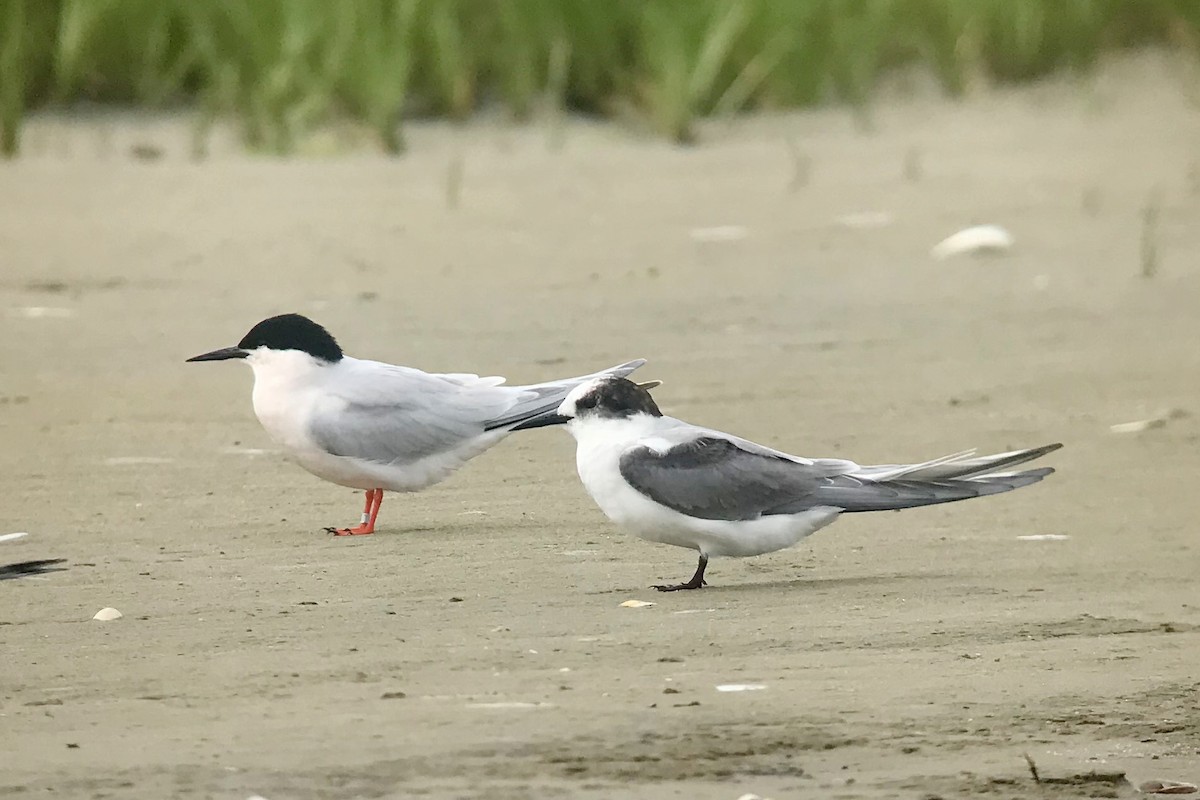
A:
483;359;646;432
822;443;1063;514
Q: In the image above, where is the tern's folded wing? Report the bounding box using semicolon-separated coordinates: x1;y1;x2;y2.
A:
618;433;1056;520
618;435;849;521
308;361;517;465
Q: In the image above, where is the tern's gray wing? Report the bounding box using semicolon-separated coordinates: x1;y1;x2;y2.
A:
311;395;491;464
619;436;851;521
309;361;517;465
310;358;647;465
619;435;1058;521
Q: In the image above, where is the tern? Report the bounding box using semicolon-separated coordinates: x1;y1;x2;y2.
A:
536;376;1061;591
187;313;645;535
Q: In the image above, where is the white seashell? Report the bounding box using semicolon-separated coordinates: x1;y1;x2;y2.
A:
716;683;767;692
0;532;29;543
619;600;656;608
92;607;123;621
1110;418;1167;434
1016;534;1070;541
930;224;1014;259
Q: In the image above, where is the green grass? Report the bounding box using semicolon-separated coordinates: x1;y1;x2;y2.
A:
0;0;1197;157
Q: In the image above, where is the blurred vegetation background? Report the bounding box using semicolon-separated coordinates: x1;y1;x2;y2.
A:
1;0;1197;157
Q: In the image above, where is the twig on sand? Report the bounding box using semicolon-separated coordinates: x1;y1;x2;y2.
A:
1140;187;1162;279
1024;753;1041;784
784;136;811;193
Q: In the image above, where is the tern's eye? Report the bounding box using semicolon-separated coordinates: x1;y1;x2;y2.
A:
576;393;598;411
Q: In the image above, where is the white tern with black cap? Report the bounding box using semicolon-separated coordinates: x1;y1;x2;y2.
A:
535;376;1061;591
188;314;645;535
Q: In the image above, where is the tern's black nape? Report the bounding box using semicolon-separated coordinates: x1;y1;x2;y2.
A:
237;313;344;362
574;377;663;419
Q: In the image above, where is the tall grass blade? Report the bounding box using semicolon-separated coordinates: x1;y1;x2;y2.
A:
0;0;1198;154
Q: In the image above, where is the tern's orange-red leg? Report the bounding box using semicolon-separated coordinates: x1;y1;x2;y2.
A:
326;489;383;536
366;489;383;528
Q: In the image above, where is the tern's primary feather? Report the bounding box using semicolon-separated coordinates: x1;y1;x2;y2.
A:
852;444;1063;482
482;360;647;432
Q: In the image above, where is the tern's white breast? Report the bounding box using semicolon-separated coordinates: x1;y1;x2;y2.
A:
248;350;327;454
570;416;712;550
573;420;663;521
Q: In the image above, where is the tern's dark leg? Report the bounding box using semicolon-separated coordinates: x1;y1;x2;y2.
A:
653;554;709;592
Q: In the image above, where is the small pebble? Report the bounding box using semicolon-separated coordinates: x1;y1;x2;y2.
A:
690;225;748;243
15;306;75;319
836;211;894;229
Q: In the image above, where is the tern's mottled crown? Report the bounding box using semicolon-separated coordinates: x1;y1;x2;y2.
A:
238;314;343;362
561;376;662;420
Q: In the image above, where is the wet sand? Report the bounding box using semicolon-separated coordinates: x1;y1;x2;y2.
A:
2;53;1199;798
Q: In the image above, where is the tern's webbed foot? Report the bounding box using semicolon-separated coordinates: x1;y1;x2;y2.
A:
654;554;709;591
327;489;383;537
325;525;374;536
652;578;706;592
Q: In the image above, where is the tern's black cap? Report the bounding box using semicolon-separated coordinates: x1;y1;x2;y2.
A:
238;314;343;362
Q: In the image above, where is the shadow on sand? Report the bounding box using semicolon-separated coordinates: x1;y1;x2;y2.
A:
587;571;957;596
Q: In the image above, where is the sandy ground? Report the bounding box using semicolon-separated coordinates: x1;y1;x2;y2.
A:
2;53;1199;799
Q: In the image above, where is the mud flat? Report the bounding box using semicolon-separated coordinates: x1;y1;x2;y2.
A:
1;53;1198;799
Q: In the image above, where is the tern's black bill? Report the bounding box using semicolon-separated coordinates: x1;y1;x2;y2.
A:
186;346;248;363
509;413;570;431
